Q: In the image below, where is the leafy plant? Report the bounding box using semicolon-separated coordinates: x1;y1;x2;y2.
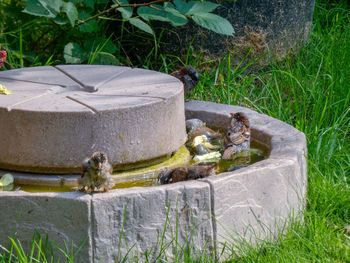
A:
18;0;234;64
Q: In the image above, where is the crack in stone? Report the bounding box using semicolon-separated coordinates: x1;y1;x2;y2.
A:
90;197;96;262
202;179;218;260
93;68;132;90
86;93;167;101
53;66;97;93
6;91;52;111
0;76;67;87
249;206;266;234
65;96;98;114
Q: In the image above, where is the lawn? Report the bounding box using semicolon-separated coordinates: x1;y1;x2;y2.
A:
0;0;349;262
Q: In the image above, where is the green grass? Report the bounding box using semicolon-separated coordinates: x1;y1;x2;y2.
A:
185;0;350;262
1;0;349;262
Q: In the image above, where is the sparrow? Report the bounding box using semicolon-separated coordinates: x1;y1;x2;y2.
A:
78;152;115;193
170;65;199;94
186;118;222;144
222;112;251;160
158;163;216;184
0;46;7;68
186;118;223;156
186;118;206;133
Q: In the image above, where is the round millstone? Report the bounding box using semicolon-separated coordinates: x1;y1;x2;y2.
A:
0;65;186;173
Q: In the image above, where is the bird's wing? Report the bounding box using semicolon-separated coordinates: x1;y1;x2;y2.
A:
222;146;237;160
229;132;248;145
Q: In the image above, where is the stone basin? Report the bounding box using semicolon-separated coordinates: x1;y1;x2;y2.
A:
0;65;186;173
0;100;307;262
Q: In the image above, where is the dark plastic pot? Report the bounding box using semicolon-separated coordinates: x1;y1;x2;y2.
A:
160;0;315;65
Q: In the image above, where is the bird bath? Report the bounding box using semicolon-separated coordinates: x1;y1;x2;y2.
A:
0;66;307;262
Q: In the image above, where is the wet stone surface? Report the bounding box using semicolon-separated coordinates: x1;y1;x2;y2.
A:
0;65;187;173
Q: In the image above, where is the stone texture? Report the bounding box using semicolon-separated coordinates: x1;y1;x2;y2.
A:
0;191;92;263
0;66;79;87
0;65;186;173
91;181;214;262
185;100;307;258
0;100;307;262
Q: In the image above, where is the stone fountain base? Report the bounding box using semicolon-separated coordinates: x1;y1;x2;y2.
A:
0;101;307;262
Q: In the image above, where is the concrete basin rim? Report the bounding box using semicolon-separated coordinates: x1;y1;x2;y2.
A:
0;100;306;196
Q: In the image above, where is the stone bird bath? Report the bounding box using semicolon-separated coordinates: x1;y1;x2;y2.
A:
0;66;307;262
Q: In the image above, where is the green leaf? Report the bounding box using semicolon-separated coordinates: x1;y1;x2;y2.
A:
185;1;219;15
53;16;69;25
192;13;234;36
64;42;86;63
173;0;193;15
23;0;62;18
84;0;95;9
128;17;154;35
0;174;14;187
78;20;99;32
137;6;169;22
113;0;133;19
91;52;120;65
62;2;78;26
78;11;99;32
84;38;117;54
164;7;188;26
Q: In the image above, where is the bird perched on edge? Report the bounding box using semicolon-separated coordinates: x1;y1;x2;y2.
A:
223;112;251;160
170;65;199;94
78;152;115;193
158;163;217;184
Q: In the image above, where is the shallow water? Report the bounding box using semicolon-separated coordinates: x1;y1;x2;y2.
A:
7;139;268;193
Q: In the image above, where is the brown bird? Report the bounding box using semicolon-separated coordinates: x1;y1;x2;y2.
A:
223;112;251;159
170;65;199;94
158;163;216;184
78;152;115;193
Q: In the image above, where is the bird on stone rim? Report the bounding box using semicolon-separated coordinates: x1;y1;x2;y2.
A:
170;65;200;94
222;112;251;159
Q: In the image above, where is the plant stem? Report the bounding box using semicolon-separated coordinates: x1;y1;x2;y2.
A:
77;0;171;26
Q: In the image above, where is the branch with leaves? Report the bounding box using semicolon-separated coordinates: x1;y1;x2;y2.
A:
22;0;235;64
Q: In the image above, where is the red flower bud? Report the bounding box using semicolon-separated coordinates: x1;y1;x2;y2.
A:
0;50;7;68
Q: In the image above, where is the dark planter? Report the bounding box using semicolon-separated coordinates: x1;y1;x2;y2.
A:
160;0;315;65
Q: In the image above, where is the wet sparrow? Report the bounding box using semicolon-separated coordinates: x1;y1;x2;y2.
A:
78;152;115;193
223;112;251;159
158;163;216;184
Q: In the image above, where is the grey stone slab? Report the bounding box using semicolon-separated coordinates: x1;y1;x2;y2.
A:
204;156;305;259
97;81;183;98
0;66;186;173
100;67;181;91
0;107;96;172
10;93;91;112
91;181;214;262
0;78;54;92
55;65;131;89
185;100;307;259
0;66;78;87
0;191;92;263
